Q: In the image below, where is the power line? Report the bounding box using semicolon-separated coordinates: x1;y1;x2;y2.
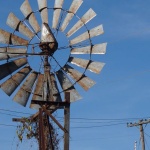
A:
0;108;149;122
70;134;137;141
0;123;16;127
0;108;32;115
71;122;125;129
0;111;23;118
1;108;150;129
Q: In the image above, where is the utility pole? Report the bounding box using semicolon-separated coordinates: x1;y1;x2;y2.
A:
134;141;137;150
127;119;150;150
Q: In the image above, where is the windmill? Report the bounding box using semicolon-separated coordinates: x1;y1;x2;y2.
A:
0;0;106;149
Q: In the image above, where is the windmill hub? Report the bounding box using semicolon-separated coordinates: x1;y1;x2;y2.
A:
39;41;58;56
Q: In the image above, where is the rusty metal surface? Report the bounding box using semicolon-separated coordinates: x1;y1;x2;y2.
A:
69;57;105;74
30;74;43;109
0;57;27;80
1;65;31;96
60;0;83;31
0;48;27;60
43;72;54;101
42;106;67;132
70;25;104;45
56;70;82;102
64;64;95;91
67;8;96;37
52;0;64;29
37;0;48;23
13;71;38;107
20;0;40;33
7;13;34;39
41;23;56;42
50;73;62;102
0;29;29;46
71;43;107;54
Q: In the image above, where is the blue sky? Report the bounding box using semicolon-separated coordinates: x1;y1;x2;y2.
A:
0;0;150;150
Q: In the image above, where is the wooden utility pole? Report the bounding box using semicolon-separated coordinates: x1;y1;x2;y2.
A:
127;119;150;150
134;141;137;150
64;92;70;150
13;92;71;150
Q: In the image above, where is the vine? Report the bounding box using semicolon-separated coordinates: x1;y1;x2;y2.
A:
16;115;61;150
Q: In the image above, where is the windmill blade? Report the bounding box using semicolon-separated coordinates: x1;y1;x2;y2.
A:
71;43;107;54
0;29;29;46
37;0;48;23
41;23;57;43
0;65;32;96
67;8;96;37
64;64;95;91
13;71;38;107
30;74;43;109
56;70;82;102
0;48;27;61
60;0;83;31
20;0;40;33
50;73;62;102
52;0;64;29
68;57;105;74
0;58;27;80
70;25;104;45
6;13;34;39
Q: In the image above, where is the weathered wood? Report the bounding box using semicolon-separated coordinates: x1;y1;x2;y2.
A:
39;108;45;150
42;106;67;133
31;100;69;107
64;92;70;150
140;124;145;150
127;119;150;150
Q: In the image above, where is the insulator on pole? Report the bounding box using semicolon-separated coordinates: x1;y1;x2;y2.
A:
134;141;137;150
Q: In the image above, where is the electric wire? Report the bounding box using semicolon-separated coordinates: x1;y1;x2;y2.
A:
0;111;23;118
144;131;150;138
137;137;141;150
70;134;137;141
0;108;32;115
0;107;149;122
71;122;125;129
0;123;16;127
145;137;150;150
1;108;150;131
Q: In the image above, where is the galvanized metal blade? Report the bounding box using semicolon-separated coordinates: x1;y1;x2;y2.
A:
64;64;95;91
70;25;104;45
60;0;83;31
30;74;43;109
0;48;27;61
68;57;105;74
37;0;48;23
20;0;40;33
71;43;107;54
50;73;62;102
13;71;38;107
52;0;64;29
0;29;29;46
41;23;57;42
56;70;82;102
0;65;32;96
7;13;34;39
67;8;96;37
0;58;27;80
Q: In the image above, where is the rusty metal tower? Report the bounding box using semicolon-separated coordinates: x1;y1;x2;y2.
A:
0;0;106;149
